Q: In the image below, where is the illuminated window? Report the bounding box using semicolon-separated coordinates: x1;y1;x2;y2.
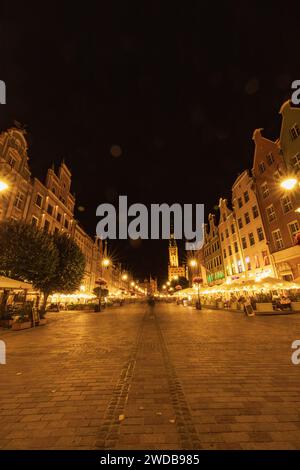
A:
262;250;270;266
266;205;276;222
272;229;284;250
252;205;259;218
257;227;264;241
249;232;255;246
288;220;300;242
289;123;300;141
281;195;293;214
14;191;25;210
244;212;250;224
291;153;300;171
261;182;269;198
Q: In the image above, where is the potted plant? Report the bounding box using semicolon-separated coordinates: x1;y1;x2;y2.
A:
255;292;273;312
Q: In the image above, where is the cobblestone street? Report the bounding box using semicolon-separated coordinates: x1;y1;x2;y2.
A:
1;303;300;450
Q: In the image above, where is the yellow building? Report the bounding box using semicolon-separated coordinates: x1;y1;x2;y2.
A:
218;198;245;281
232;170;275;280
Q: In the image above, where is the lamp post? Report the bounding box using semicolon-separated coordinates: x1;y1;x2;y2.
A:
193;276;202;310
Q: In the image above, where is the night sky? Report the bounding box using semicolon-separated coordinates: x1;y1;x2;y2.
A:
0;1;299;282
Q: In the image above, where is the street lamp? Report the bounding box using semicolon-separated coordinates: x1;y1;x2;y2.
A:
280;177;298;191
280;176;300;213
122;274;128;281
102;258;110;267
0;180;9;192
189;259;197;267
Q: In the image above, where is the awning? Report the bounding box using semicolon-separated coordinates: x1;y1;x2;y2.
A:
0;276;33;290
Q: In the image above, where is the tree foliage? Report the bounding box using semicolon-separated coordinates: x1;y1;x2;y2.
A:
0;221;86;309
0;220;58;289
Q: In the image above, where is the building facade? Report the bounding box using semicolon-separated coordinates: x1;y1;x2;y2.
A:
231;170;275;280
203;213;225;285
0;126;126;295
218;198;245;281
252;128;300;280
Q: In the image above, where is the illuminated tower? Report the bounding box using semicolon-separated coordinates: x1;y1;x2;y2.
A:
168;232;186;281
169;233;179;267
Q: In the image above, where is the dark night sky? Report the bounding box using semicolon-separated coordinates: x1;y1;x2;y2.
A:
0;1;299;282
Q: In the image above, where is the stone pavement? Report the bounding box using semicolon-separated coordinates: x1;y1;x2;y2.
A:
1;303;300;450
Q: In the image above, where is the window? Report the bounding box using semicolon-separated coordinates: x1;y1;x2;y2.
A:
288;220;300;242
35;193;43;208
291;153;300;171
244;191;249;203
228;245;232;256
47;204;54;216
244;212;250;224
231;264;236;275
238;218;243;229
257;227;264;241
231;224;235;234
261;182;269;198
225;228;229;238
249;232;255;246
289;123;300;141
254;255;260;269
273;171;281;182
237;260;243;273
31;216;38;226
221;232;224;242
64;219;69;229
272;229;284;250
52;187;56;195
238;197;243;208
14;191;24;210
259;162;266;173
234;241;238;253
262;250;270;266
56;212;62;222
241;237;247;249
266;205;276;222
54;227;59;234
267;153;274;165
44;219;50;232
281;195;293;214
252;205;259;219
245;256;251;271
9;156;16;167
223;249;226;259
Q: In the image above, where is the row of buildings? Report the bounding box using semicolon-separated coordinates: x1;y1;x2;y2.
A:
199;100;300;285
0;125;132;296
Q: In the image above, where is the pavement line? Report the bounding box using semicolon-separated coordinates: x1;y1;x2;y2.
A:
151;308;201;450
95;309;147;449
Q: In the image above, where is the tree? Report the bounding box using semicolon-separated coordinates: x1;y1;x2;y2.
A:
0;220;59;289
40;232;86;310
0;221;86;313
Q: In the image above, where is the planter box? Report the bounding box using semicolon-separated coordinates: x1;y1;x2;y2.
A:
12;321;32;331
255;302;273;312
291;301;300;312
0;319;13;328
